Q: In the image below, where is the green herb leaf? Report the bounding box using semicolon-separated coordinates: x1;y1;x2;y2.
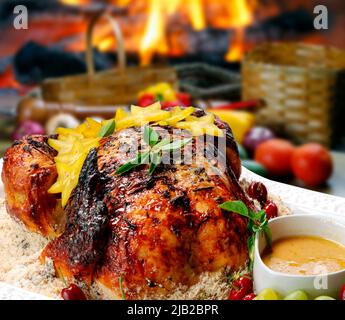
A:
144;126;159;147
115;152;149;175
160;138;192;152
219;200;250;218
119;275;126;300
98;119;115;137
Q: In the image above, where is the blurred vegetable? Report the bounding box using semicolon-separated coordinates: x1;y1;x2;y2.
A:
283;290;308;300
138;83;191;108
242;293;256;300
255;139;295;177
138;93;155;107
237;143;248;160
45;113;80;135
340;284;345;300
255;288;280;300
291;143;333;187
12;120;45;140
314;296;335;300
242;160;268;177
209;109;255;143
243;126;275;155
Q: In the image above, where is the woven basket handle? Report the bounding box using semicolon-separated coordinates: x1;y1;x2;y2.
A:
86;10;126;78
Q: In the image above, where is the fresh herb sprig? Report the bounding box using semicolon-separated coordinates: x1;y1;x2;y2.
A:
115;126;191;175
219;200;272;270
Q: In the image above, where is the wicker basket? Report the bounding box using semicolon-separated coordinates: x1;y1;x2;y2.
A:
242;42;345;146
41;11;177;106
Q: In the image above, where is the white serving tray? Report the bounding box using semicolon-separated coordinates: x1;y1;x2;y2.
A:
0;158;344;299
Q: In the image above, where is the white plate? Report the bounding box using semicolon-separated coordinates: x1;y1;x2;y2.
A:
0;158;345;299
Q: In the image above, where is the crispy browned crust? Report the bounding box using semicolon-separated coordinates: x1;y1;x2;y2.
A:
43;126;250;299
1;135;64;237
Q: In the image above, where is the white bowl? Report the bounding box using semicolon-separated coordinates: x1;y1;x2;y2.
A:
253;214;345;299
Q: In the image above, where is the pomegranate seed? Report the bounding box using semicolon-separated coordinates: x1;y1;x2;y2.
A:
340;284;345;300
247;182;267;205
242;293;256;300
61;284;86;300
229;276;253;300
264;200;278;220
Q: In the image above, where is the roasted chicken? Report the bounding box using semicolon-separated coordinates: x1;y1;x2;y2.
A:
2;135;64;237
2;109;252;299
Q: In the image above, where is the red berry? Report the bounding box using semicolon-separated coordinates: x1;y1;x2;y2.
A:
61;284;86;300
264;200;278;220
161;101;180;109
247;182;267;205
242;293;256;300
138;93;155;107
340;284;345;300
229;276;253;300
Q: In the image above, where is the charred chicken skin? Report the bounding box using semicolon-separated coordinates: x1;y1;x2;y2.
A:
2;111;252;299
2;135;64;237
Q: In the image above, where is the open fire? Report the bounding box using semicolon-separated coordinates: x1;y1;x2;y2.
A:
61;0;257;65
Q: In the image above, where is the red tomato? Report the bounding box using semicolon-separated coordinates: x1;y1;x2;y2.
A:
340;284;345;300
229;276;253;300
254;139;295;177
291;143;333;187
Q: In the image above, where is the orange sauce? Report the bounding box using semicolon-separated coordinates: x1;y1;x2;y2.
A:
262;236;345;275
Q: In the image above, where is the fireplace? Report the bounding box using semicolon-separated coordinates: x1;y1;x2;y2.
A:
0;0;344;92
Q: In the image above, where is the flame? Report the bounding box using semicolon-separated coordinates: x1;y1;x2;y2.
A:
60;0;89;5
225;0;255;61
188;0;206;31
139;0;168;66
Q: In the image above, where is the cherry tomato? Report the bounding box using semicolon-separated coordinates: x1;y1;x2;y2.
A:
340;284;345;300
291;143;333;187
247;181;267;205
61;284;86;300
254;139;295;177
242;293;256;300
229;276;253;300
138;93;156;107
263;200;278;220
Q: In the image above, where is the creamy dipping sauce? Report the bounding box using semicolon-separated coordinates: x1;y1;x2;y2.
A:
262;236;345;275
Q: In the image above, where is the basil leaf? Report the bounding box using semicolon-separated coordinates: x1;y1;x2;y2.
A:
144;126;159;147
160;138;192;151
98;119;115;137
219;200;250;218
